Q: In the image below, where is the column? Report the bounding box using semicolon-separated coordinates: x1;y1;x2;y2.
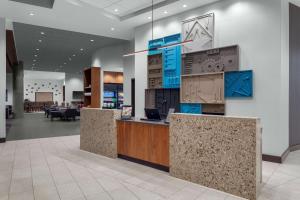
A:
0;17;6;142
13;61;24;118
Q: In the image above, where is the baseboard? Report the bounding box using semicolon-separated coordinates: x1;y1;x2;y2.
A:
262;147;290;163
0;138;6;143
118;154;169;172
290;144;300;152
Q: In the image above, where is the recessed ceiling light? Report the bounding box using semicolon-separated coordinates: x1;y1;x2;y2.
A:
164;11;168;14
90;39;94;42
183;4;187;8
32;63;35;66
38;39;42;43
114;8;118;12
34;55;38;57
73;54;76;57
36;48;39;51
29;12;35;16
111;27;115;31
148;16;152;19
80;48;84;51
40;32;45;35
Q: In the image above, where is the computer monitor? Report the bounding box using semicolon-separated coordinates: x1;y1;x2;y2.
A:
145;108;161;121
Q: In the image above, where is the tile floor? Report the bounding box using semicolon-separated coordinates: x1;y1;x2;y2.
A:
0;135;299;200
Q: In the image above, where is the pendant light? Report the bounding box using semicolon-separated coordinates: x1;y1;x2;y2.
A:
123;0;193;57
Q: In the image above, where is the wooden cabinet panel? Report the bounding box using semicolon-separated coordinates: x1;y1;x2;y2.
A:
149;125;169;166
117;121;169;167
117;121;126;155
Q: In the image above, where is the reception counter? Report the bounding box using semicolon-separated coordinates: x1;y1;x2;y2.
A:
80;108;121;158
80;109;262;200
170;113;262;200
117;119;169;171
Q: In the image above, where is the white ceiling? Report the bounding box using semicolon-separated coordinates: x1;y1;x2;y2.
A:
0;0;222;40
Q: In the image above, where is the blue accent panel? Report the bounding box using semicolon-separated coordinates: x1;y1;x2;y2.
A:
225;70;253;97
180;103;202;114
163;34;181;88
148;33;182;88
148;38;164;55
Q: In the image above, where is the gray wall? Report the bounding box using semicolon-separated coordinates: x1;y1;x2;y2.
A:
289;3;300;148
0;17;6;139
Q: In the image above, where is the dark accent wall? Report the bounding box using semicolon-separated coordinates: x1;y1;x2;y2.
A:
289;3;300;148
13;62;24;118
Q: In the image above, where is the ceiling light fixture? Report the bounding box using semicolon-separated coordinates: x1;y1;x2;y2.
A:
80;48;84;51
36;48;39;51
64;63;67;65
69;58;72;61
29;12;35;16
114;8;118;12
123;0;193;57
40;32;45;35
38;39;42;43
164;11;168;14
111;27;115;31
34;55;38;57
183;4;187;8
90;39;94;42
33;60;36;62
73;54;76;57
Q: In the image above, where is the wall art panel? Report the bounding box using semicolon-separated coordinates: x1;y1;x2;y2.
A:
182;13;214;54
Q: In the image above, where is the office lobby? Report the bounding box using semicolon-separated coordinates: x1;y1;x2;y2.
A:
1;0;300;200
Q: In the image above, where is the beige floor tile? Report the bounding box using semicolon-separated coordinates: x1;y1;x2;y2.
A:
9;191;34;200
9;177;33;194
34;185;60;200
33;174;55;187
86;192;112;200
109;187;138;200
56;182;85;200
77;179;105;196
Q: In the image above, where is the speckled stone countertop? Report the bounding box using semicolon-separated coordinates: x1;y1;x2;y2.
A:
80;108;121;159
170;113;262;200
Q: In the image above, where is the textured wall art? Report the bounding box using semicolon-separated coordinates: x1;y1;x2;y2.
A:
181;73;224;104
182;45;239;75
182;13;214;54
148;54;163;89
225;70;253;97
24;79;64;103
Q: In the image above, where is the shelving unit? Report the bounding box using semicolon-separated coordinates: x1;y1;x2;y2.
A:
83;67;100;108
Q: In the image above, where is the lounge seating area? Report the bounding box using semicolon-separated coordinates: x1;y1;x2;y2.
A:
45;105;81;121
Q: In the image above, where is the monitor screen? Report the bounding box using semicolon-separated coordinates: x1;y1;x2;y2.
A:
72;91;84;100
104;91;115;98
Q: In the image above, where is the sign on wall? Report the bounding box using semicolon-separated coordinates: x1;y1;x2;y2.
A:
182;13;214;54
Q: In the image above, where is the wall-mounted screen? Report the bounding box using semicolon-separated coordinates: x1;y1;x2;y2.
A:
104;91;115;98
72;91;84;100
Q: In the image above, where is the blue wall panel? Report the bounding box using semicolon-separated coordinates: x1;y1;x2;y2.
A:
148;38;164;55
225;70;253;97
163;34;181;88
180;103;202;114
149;33;182;88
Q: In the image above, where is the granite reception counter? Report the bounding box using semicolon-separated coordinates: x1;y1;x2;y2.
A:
169;114;262;200
80;108;121;158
